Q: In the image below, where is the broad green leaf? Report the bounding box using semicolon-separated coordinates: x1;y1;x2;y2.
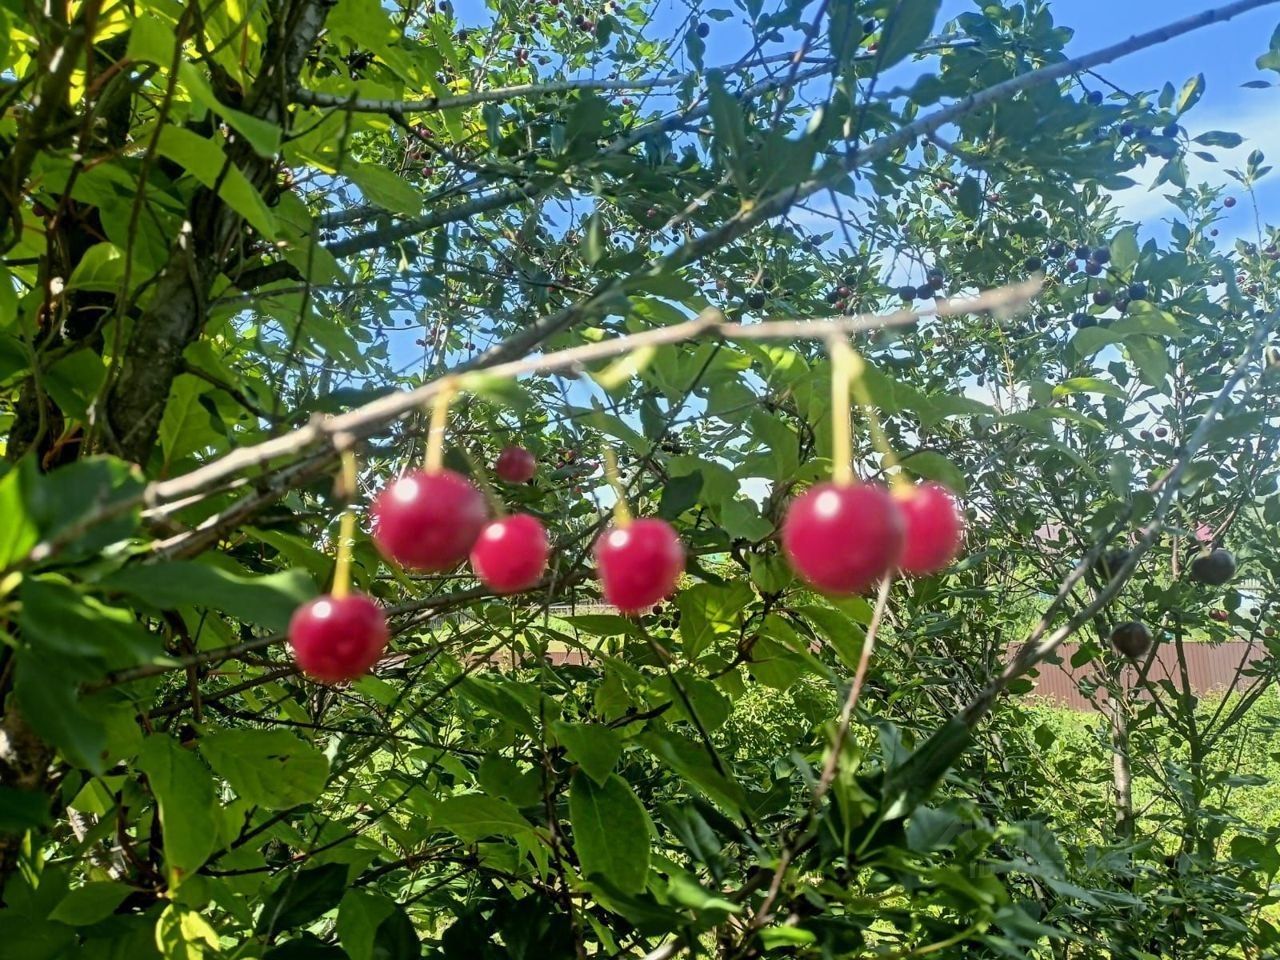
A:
1127;337;1171;389
256;863;349;936
101;562;316;632
338;890;396;960
638;730;744;817
348;164;422;217
65;243;124;292
1110;225;1140;272
0;463;38;569
20;578;156;665
136;734;219;877
199;729;329;810
24;456;145;565
552;721;623;785
372;905;420;960
159;374;223;464
899;450;966;494
1194;130;1244;148
1176;73;1205;114
569;771;652;893
677;581;753;660
431;795;533;842
0;786;48;833
48;881;132;926
1052;377;1125;400
877;0;941;69
156;126;277;239
156;904;220;960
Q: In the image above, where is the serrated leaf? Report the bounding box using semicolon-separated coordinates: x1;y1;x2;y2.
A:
137;734;218;877
569;771;651;893
877;0;941;70
200;729;329;810
552;722;622;785
431;795;533;841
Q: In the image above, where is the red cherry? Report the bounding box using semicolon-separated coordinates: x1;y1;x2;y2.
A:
595;518;685;614
895;482;964;575
782;483;904;594
1211;609;1230;622
371;469;487;571
288;593;389;683
470;514;550;593
495;445;537;484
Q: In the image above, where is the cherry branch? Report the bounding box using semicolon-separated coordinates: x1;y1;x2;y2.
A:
959;308;1280;728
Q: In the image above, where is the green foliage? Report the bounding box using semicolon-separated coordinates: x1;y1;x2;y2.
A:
0;0;1279;956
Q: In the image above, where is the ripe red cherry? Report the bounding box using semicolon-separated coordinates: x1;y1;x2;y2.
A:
470;513;550;593
895;482;965;575
1211;609;1230;623
288;593;389;683
781;483;904;594
595;518;685;614
371;469;487;571
495;445;537;484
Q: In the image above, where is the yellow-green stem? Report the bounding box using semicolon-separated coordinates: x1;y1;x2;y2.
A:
424;380;457;473
602;447;632;527
458;445;506;517
332;450;359;599
828;337;855;486
847;350;911;494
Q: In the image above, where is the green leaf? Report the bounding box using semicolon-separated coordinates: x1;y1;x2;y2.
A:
101;562;317;632
20;578;156;665
256;863;350;935
956;175;981;218
156;126;277;240
199;729;330;810
338;891;396;960
899;450;966;494
13;653;106;772
48;881;132;926
707;72;748;191
136;734;219;877
156;903;220;960
569;771;652;893
372;905;420;960
65;243;124;292
552;721;622;785
677;581;753;660
348;163;422;217
1127;336;1170;389
159;374;223;464
431;795;533;842
0;463;38;569
1176;73;1205;114
0;787;48;834
25;456;145;565
1110;225;1140;272
638;730;744;817
877;0;941;69
1194;130;1244;148
1052;377;1125;400
658;470;703;520
584;212;606;266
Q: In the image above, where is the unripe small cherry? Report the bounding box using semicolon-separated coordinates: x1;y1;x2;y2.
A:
782;483;904;594
470;514;550;593
289;593;389;683
371;469;487;571
595;518;685;614
1109;621;1151;659
894;482;965;575
495;445;537;484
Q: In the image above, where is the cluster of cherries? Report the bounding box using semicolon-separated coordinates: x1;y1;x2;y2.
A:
288;446;965;684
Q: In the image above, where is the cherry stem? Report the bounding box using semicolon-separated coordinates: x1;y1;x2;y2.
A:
332;450;359;599
828;337;854;486
845;346;911;493
424;379;458;473
602;447;632;527
458;445;506;517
